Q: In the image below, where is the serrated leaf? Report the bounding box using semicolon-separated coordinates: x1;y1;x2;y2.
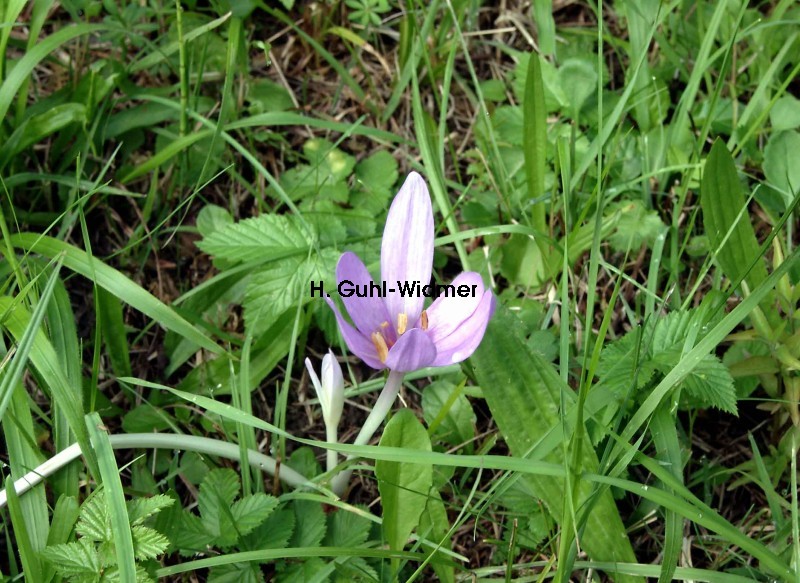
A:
701;140;769;293
197;214;312;264
40;539;102;575
173;512;213;555
290;501;327;548
324;507;372;548
209;561;264;583
276;557;327;583
131;526;170;561
243;249;336;335
375;409;433;553
244;507;295;549
331;556;379;583
126;495;175;526
652;352;738;414
230;494;279;537
76;493;111;542
198;469;241;540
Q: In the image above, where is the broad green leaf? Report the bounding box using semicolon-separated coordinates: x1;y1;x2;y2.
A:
763;130;800;208
421;381;475;447
523;51;548;236
700;140;769;294
557;59;597;117
244;508;295;550
375;409;433;554
770;95;800;132
469;306;641;582
196;204;234;238
418;487;454;583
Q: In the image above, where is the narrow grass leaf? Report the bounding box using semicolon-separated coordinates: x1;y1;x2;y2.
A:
97;287;132;379
4;476;42;582
85;412;136;582
8;233;221;356
523;51;547;232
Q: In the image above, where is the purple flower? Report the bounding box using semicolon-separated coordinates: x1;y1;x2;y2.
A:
326;171;495;372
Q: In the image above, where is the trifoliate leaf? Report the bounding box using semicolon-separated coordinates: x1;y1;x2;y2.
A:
324;506;372;548
198;469;241;540
243;248;337;336
126;495;175;526
197;214;313;264
173;512;212;555
243;507;295;549
290;500;327;548
40;539;102;576
230;494;279;537
76;492;111;542
209;561;264;583
131;526;170;561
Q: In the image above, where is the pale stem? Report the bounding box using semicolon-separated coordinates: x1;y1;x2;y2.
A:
0;433;317;510
331;369;405;495
325;425;339;474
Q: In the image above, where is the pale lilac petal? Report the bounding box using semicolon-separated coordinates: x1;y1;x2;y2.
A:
336;252;393;340
422;272;485;344
431;291;496;366
381;172;434;328
325;297;386;370
385;328;437;372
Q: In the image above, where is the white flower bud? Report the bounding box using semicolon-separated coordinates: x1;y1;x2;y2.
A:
305;350;344;430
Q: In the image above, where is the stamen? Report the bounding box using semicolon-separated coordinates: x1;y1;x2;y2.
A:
371;331;389;363
380;321;389;329
420;310;429;331
397;312;408;335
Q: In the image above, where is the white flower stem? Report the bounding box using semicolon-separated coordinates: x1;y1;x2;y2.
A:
325;425;339;474
331;369;405;495
0;433;317;510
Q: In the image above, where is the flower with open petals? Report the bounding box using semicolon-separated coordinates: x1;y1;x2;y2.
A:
326;171;495;372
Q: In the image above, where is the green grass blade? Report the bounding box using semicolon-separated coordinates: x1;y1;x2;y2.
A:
0;23;107;123
651;405;683;583
8;233;221;356
97;287;132;379
85;412;136;582
4;476;43;582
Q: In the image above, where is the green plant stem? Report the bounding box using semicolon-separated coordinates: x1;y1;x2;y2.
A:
0;433;314;509
326;425;339;475
331;370;405;495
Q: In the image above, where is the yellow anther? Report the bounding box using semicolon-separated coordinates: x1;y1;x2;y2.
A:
397;312;408;335
380;321;389;329
420;310;429;331
371;331;389;363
